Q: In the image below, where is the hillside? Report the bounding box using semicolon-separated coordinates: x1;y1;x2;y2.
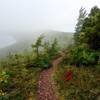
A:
43;31;73;48
0;31;73;58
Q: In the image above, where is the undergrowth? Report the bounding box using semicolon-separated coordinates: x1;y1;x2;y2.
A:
54;65;100;100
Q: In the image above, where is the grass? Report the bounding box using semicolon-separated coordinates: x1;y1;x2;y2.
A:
0;63;42;100
53;64;100;100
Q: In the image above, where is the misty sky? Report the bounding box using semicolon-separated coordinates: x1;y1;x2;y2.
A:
0;34;16;48
0;0;100;33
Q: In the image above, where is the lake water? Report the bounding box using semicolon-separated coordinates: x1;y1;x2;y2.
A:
0;35;16;49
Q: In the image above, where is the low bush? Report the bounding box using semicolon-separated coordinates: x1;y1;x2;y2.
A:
32;54;51;68
66;45;99;66
54;65;100;100
0;63;41;100
30;37;59;69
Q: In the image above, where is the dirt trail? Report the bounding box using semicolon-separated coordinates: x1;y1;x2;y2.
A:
37;54;64;100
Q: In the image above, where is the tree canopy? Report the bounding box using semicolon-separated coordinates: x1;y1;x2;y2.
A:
75;6;100;50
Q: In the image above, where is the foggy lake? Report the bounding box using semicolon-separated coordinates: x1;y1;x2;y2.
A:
0;34;16;49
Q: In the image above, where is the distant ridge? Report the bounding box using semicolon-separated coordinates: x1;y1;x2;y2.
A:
0;31;73;58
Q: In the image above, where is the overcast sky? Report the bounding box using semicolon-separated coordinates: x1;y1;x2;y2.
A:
0;0;100;33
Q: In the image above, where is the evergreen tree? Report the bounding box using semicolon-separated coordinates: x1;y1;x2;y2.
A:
32;35;44;60
74;7;87;44
82;6;100;50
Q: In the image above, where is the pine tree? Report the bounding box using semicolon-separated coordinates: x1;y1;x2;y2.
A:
82;6;100;50
74;7;87;44
32;35;44;60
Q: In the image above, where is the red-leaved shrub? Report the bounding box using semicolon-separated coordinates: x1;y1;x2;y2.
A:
64;70;73;81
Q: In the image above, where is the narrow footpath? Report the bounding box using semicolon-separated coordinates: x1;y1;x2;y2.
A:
37;55;64;100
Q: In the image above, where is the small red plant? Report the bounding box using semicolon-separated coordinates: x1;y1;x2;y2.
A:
64;70;73;81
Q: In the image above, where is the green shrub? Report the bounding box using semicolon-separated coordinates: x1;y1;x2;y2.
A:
54;65;100;100
32;54;51;68
69;45;99;66
31;37;59;69
0;65;41;100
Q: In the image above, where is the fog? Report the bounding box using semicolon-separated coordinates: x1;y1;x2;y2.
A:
0;0;100;34
0;34;16;49
0;0;100;49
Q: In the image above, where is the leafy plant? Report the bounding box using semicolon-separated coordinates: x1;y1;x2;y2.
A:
54;65;100;100
69;45;99;66
31;36;59;69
